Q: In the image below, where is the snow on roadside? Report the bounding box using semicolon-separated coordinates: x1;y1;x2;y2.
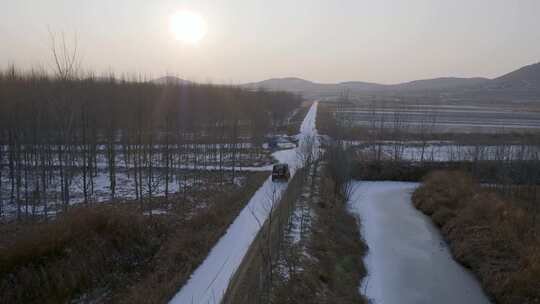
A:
275;161;321;282
169;102;319;304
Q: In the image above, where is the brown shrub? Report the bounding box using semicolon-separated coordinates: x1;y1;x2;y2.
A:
0;206;166;303
283;103;311;136
224;163;367;304
509;246;540;300
431;206;455;227
413;170;476;215
316;103;340;139
413;170;540;304
117;172;268;304
270;173;367;304
0;172;269;304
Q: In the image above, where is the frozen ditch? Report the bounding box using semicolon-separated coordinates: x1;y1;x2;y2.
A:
169;102;319;304
348;181;491;304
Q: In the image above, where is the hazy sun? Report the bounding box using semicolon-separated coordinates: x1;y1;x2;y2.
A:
170;10;207;45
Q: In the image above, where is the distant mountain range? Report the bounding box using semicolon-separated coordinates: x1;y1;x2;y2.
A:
243;76;491;93
242;62;540;100
151;76;192;85
151;62;540;101
491;62;540;89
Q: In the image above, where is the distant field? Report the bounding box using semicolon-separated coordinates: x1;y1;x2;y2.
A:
335;103;540;133
349;142;540;162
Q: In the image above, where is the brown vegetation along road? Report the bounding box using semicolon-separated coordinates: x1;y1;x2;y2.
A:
271;161;366;304
0;172;268;303
413;171;540;304
223;166;308;304
224;148;367;304
169;101;319;304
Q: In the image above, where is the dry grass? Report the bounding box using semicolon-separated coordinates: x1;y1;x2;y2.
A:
281;101;312;136
112;172;268;303
271;166;367;304
413;171;540;304
0;206;167;303
223;168;307;304
0;172;269;304
315;102;340;139
223;162;367;304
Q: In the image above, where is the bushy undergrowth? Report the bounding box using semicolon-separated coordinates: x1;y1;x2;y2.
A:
315;102;340;139
0;172;268;304
282;102;311;136
353;160;540;187
222;168;308;304
271;169;367;304
119;172;268;304
0;206;167;303
413;171;540;304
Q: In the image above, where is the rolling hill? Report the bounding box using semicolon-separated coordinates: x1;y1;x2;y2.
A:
241;62;540;101
151;76;192;85
243;76;491;94
390;77;490;91
492;62;540;89
150;62;540;101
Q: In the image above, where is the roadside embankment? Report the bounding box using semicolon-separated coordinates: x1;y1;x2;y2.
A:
224;158;367;304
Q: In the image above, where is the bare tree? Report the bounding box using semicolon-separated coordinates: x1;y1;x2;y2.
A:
296;134;316;169
49;30;81;81
325;143;354;202
0;66;302;221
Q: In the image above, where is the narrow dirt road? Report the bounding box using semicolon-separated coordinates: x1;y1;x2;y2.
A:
169;102;319;304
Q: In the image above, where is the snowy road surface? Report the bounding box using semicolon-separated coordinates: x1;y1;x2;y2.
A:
348;182;491;304
169;102;319;304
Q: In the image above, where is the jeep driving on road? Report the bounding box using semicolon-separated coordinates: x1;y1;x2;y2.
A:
271;163;290;181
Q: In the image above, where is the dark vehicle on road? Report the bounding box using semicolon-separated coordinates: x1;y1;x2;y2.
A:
272;163;290;181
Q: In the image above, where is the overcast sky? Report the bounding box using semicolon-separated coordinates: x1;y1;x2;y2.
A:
2;0;540;84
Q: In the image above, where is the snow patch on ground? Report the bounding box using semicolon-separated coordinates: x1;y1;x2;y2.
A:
143;209;169;216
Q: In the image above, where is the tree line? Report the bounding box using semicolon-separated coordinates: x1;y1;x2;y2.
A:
0;67;303;220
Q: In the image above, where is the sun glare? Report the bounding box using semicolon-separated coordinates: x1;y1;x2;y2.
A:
170;10;207;45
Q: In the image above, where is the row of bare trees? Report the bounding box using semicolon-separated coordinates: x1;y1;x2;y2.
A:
0;68;302;220
255;147;350;304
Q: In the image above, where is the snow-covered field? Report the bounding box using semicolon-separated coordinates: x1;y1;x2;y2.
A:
351;142;540;162
0;167;251;215
348;182;491;304
169;102;319;304
0;137;303;219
